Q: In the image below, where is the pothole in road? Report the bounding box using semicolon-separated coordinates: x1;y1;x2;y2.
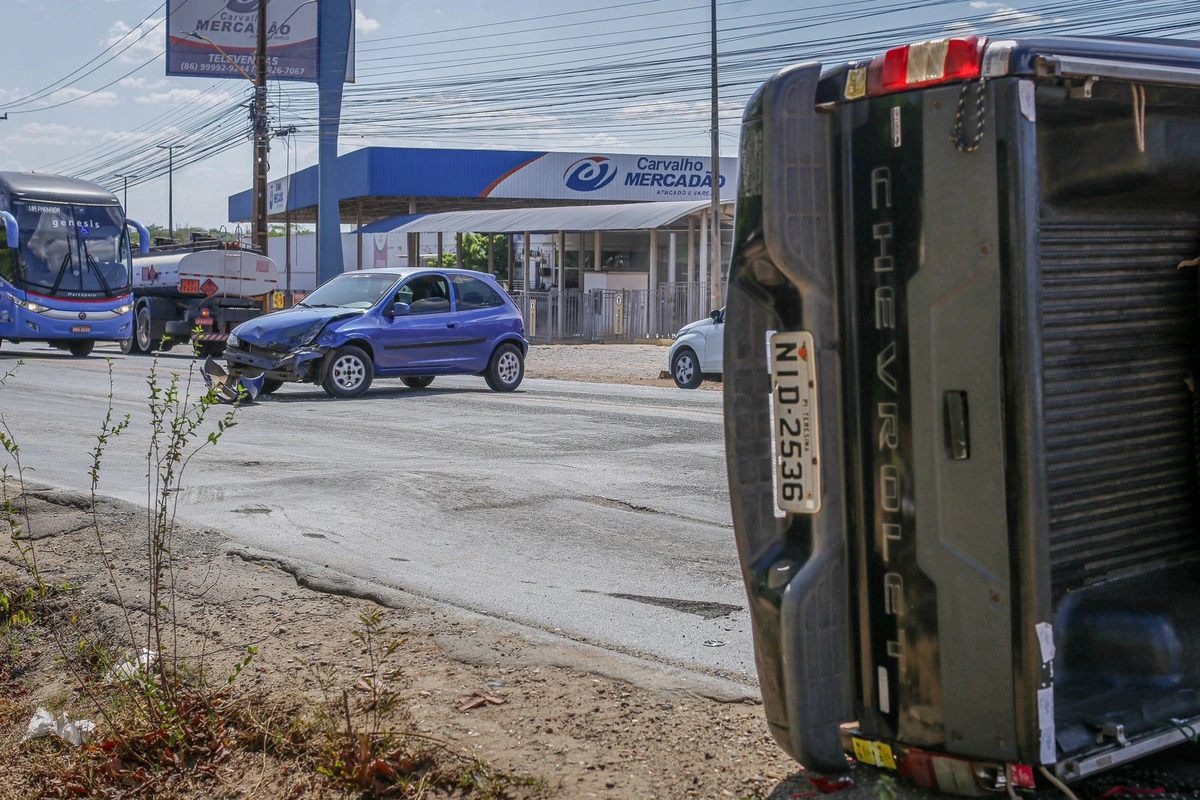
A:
301;533;326;539
390;557;410;562
231;506;272;515
582;590;741;619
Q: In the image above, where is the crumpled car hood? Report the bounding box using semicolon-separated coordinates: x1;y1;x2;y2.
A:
233;306;362;351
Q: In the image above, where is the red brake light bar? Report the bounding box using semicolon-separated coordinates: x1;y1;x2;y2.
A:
866;36;987;96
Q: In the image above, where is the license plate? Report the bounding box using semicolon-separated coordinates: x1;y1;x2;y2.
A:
768;330;822;514
71;325;91;334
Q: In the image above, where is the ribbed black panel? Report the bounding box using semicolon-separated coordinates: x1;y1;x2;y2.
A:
1041;219;1200;596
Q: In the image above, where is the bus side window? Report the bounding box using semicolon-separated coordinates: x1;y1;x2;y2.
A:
0;229;15;282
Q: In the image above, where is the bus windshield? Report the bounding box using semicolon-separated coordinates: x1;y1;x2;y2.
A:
12;201;131;297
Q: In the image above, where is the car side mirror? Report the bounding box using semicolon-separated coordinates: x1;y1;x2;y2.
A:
389;302;411;317
709;309;721;322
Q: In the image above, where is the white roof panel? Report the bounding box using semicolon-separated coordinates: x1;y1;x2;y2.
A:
363;200;732;235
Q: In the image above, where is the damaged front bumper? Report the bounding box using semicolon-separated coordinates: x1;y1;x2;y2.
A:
224;344;329;383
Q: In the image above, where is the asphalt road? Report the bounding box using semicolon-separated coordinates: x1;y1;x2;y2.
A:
0;342;755;684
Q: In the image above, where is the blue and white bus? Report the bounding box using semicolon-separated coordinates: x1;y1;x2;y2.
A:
0;172;148;356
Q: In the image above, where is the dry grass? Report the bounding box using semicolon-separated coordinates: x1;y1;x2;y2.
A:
0;592;552;800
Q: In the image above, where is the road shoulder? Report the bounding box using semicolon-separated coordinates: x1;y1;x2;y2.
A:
2;484;801;798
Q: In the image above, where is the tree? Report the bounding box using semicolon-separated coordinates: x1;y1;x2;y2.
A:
460;233;509;277
422;234;510;277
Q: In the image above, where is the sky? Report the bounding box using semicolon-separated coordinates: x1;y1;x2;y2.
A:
1;0;1191;229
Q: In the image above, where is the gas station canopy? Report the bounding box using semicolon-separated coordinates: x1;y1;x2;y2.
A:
228;146;738;226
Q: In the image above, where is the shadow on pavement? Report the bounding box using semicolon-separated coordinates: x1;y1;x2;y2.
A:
263;385;491;403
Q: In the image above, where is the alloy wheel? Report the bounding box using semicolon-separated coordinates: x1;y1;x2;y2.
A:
331;354;366;391
497;351;520;385
675;354;695;384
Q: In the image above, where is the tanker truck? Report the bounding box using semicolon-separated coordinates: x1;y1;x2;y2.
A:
123;238;280;357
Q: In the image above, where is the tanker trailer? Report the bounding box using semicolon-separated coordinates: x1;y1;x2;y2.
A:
124;240;279;357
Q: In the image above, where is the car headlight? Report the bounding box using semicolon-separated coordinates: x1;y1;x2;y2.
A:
115;302;134;315
227;332;240;349
9;294;49;314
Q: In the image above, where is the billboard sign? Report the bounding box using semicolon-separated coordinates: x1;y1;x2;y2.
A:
480;152;739;202
266;175;289;215
165;0;355;83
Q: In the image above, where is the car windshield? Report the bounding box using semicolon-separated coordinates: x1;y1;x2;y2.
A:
12;201;130;297
299;273;399;309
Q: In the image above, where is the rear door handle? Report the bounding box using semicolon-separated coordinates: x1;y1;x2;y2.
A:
447;322;458;329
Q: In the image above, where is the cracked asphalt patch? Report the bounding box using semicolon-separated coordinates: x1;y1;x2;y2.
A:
582;590;742;619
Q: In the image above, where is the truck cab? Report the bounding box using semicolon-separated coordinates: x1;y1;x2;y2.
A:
726;36;1200;792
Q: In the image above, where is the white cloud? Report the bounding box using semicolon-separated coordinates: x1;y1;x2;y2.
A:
134;88;228;106
355;9;381;36
969;2;1044;26
119;77;168;90
6;122;105;147
616;99;742;124
106;17;165;64
943;20;979;34
44;88;120;107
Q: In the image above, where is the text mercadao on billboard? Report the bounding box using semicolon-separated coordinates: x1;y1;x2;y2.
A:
165;0;355;83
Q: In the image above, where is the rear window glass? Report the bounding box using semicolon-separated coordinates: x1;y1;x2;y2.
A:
451;274;505;310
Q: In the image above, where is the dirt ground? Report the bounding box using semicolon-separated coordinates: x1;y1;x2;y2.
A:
0;485;829;799
523;344;721;391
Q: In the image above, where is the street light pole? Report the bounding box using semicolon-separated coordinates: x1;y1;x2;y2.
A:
251;0;270;253
115;173;138;211
156;144;180;241
709;0;722;312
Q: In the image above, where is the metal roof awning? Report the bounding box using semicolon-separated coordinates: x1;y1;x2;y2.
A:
353;213;427;235
353;199;732;236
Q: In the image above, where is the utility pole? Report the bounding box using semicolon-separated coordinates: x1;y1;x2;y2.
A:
709;0;722;311
251;0;270;253
115;173;138;211
156;144;180;241
275;125;297;294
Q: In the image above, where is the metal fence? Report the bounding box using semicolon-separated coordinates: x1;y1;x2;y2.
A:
583;289;648;342
511;282;709;343
656;282;710;339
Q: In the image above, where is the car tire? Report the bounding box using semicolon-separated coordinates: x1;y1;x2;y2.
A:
672;348;703;389
119;335;141;356
485;343;524;392
134;306;156;353
67;340;94;358
321;345;373;399
402;376;434;389
260;378;284;396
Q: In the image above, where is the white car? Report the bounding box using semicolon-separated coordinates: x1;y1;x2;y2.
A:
668;308;724;389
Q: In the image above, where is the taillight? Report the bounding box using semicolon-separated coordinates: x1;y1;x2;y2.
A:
867;36;986;96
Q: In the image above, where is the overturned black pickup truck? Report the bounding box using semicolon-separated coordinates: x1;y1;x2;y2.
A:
725;35;1200;795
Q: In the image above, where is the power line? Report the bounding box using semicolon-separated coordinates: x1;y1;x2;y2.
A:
1;3;168;112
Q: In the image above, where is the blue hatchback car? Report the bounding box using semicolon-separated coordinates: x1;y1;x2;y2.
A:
223;268;528;398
